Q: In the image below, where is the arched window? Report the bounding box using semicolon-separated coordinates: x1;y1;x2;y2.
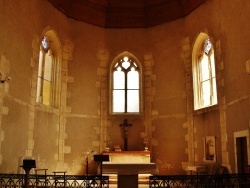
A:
111;54;141;114
192;33;218;110
36;33;61;108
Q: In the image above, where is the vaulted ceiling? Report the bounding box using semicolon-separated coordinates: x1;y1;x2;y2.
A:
48;0;206;28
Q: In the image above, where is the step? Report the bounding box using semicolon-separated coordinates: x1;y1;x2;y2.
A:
105;174;150;184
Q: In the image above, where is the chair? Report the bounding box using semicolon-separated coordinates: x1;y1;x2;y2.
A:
214;166;229;174
35;169;48;188
53;171;67;188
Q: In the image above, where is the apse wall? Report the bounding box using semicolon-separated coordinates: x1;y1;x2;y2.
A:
0;0;250;175
182;0;250;173
0;0;74;173
68;7;188;174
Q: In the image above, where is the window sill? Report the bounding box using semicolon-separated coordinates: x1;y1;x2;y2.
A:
194;104;219;115
109;112;143;118
35;103;59;113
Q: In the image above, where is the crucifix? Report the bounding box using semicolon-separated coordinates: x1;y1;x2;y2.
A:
120;119;132;151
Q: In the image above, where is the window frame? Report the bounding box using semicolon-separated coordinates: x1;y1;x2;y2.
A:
110;52;143;115
36;33;61;108
192;34;218;110
36;45;53;106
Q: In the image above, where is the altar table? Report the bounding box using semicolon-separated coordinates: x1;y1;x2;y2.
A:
100;151;157;188
102;151;151;163
102;162;157;188
187;165;206;175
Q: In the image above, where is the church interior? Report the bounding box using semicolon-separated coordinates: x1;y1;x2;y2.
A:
0;0;250;177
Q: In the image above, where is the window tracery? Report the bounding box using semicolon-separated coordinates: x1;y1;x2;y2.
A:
111;55;140;113
192;34;218;110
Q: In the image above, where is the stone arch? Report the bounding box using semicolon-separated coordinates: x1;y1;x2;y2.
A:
192;33;208;60
110;51;143;71
41;28;62;58
29;26;74;171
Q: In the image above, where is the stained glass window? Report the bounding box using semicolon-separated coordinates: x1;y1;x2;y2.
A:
204;38;212;55
41;35;49;51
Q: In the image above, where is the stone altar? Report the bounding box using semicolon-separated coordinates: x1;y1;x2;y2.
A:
101;151;158;188
102;151;151;163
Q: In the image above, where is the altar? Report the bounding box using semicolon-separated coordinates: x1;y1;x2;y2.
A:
102;151;151;163
100;151;158;188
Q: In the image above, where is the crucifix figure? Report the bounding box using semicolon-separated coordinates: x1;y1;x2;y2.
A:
120;119;132;151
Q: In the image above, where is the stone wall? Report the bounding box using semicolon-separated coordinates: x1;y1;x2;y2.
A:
0;0;249;175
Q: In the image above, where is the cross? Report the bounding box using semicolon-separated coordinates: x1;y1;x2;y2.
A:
120;119;132;151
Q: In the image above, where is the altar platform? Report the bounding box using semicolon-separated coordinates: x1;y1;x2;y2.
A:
99;151;158;188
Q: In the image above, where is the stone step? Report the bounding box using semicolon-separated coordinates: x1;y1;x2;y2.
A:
105;174;150;184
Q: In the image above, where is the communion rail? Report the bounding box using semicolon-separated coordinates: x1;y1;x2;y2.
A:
149;174;250;188
0;174;109;188
1;173;250;188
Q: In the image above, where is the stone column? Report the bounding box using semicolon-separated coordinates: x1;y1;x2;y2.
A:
96;48;110;152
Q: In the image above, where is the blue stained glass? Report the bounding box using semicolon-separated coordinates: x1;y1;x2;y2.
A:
204;38;212;54
42;35;49;51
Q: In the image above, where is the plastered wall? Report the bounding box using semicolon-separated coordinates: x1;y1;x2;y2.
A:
0;0;249;175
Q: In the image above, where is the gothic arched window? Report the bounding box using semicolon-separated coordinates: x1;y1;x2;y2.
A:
36;34;61;108
192;34;218;110
111;55;141;114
